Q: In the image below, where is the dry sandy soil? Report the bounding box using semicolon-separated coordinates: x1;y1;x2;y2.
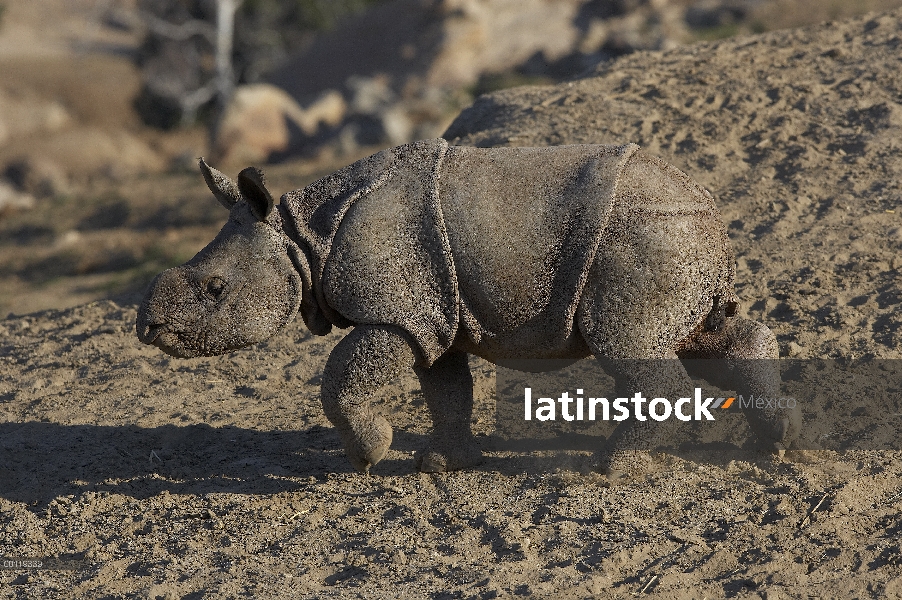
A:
6;3;902;599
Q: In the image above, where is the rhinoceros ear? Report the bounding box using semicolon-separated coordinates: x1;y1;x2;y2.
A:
199;158;241;210
237;166;275;221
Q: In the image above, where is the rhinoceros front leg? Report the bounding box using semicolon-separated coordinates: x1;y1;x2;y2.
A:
321;325;417;473
414;350;483;473
678;317;801;452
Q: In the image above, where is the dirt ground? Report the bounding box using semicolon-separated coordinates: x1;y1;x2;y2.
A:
5;2;902;599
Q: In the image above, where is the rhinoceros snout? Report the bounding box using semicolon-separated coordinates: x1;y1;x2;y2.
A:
135;308;196;357
135;298;170;346
136;269;180;346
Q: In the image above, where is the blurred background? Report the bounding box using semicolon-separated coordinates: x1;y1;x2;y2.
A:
1;0;901;317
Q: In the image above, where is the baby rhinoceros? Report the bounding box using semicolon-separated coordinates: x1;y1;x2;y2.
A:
136;139;799;478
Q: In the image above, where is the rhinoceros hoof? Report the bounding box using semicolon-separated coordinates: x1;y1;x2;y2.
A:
343;414;393;474
417;441;483;473
747;410;801;454
597;449;656;482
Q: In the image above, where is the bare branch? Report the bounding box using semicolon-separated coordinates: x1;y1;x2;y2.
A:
179;82;218;125
214;0;240;110
139;10;216;42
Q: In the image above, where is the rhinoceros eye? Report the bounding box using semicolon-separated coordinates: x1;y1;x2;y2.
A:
204;277;226;300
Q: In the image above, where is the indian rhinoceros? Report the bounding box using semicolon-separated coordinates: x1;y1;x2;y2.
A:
136;138;799;478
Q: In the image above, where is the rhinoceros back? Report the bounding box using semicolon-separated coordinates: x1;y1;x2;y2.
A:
284;139;729;365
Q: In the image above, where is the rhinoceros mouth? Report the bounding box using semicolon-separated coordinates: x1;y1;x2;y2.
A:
138;324;189;356
150;331;199;358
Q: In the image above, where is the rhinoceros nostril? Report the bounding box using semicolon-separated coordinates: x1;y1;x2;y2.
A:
139;322;167;344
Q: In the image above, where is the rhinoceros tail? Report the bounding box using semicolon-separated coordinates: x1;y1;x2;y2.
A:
703;293;740;332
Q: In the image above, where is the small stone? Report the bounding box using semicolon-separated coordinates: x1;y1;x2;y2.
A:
0;181;35;214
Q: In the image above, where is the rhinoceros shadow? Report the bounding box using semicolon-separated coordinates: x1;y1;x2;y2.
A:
0;421;393;504
0;421;614;504
0;419;770;505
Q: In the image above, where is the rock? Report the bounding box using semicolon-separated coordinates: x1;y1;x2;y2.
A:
380;106;414;146
423;0;585;89
213;84;346;166
267;0;633;154
0;181;36;215
3;156;69;198
342;76;414;147
0;90;71;144
347;75;395;115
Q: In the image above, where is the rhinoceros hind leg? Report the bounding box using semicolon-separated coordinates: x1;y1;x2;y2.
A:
593;353;692;480
322;325;418;473
414;350;483;473
579;302;697;478
677;317;800;452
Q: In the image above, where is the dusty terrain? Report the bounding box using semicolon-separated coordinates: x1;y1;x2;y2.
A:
5;2;902;599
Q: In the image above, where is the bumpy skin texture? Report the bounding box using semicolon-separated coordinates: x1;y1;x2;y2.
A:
137;139;799;478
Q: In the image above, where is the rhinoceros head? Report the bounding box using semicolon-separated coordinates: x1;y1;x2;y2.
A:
136;160;302;358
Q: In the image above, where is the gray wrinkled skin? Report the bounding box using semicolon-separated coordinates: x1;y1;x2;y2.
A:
137;139;800;479
137;167;301;359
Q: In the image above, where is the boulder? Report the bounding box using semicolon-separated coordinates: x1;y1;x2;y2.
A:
269;0;585;103
0;181;35;215
213;84;346;166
